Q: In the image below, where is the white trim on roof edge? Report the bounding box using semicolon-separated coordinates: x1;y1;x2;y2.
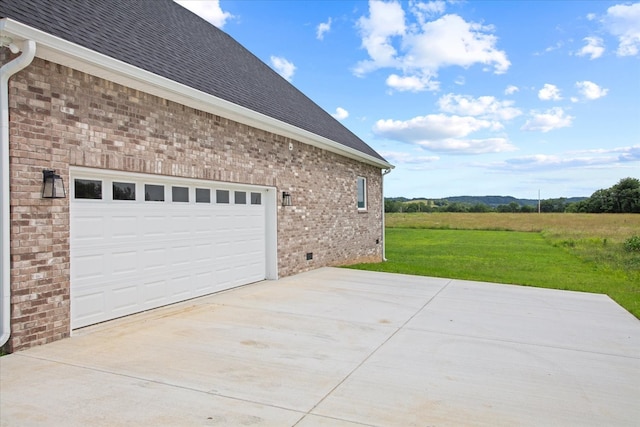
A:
0;19;393;170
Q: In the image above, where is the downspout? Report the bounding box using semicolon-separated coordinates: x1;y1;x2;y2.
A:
381;168;392;261
0;38;36;347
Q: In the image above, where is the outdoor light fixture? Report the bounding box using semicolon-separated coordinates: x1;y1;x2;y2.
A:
282;191;292;206
42;169;66;199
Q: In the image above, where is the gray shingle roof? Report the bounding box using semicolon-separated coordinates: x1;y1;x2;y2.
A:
1;0;387;163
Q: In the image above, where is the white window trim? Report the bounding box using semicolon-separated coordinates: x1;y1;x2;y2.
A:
357;176;367;211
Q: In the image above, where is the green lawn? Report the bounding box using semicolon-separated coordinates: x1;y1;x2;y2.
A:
347;228;639;318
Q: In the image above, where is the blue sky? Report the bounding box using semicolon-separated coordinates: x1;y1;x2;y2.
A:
175;0;639;199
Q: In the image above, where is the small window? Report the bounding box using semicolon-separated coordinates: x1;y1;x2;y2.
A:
145;184;164;201
250;192;261;205
172;186;189;202
74;179;102;199
357;176;367;210
235;191;246;204
196;188;210;203
113;182;135;201
216;190;229;204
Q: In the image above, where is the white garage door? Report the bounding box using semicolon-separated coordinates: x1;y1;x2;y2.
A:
70;169;272;329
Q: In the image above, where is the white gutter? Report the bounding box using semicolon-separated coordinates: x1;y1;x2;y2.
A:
0;38;36;347
381;168;392;261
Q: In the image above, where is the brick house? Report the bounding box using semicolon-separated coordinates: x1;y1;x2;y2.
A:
0;1;392;352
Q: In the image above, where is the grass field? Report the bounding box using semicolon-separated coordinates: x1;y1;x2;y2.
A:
348;213;640;318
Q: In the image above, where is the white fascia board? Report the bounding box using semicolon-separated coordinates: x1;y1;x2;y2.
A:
1;19;393;170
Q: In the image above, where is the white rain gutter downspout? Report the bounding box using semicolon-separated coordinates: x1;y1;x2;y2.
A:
0;38;36;348
381;168;392;261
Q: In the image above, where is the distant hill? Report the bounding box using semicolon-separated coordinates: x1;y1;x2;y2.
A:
388;195;588;207
444;195;587;207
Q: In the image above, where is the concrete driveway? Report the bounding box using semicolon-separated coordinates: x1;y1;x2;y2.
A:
1;267;639;426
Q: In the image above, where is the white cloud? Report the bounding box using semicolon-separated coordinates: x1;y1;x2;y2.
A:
380;151;440;165
410;0;446;24
603;3;640;56
505;85;519;95
354;1;510;91
332;107;349;120
373;113;514;154
489;145;640;171
415;137;515;154
576;36;605;59
542;41;564;54
317;18;332;40
575;80;608;100
437;93;522;121
538;83;562;101
386;73;439;92
402;14;510;74
174;0;232;28
521;107;574;133
374;114;499;140
270;56;296;82
354;0;406;75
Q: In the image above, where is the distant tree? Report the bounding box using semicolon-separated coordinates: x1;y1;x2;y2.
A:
443;202;469;212
405;201;430;212
578;178;639;213
612;177;640;213
520;204;536;213
384;199;403;213
539;198;567;213
497;202;520;213
469;203;493;212
564;202;580;213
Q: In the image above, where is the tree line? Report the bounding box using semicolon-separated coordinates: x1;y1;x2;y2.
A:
385;177;640;214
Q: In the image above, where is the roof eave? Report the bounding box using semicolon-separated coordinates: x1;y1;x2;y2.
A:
1;18;393;170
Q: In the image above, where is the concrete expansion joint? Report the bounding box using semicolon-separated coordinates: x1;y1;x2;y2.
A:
301;279;453;421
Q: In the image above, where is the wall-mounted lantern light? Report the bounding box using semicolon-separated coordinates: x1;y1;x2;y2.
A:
282;191;292;206
42;169;66;199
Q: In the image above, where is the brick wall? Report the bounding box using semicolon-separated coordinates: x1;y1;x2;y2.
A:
4;57;384;351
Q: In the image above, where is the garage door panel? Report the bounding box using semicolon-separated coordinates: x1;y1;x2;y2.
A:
111;285;139;312
193;271;215;293
74;253;105;281
143;215;167;237
71;172;268;329
73;291;105;325
143;247;168;272
143;279;168;305
111;215;138;239
112;250;138;275
194;243;214;262
73;216;105;242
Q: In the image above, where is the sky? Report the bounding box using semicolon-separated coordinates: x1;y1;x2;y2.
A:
174;0;640;199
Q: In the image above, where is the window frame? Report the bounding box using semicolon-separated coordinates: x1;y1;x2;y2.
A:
74;178;103;200
144;184;165;202
357;176;367;211
112;181;136;201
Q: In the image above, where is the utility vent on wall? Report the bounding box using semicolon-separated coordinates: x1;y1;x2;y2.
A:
306;252;313;261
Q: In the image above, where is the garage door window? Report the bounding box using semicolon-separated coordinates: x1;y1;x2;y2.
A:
145;184;164;201
74;179;102;199
251;192;261;205
216;190;229;204
235;191;246;204
113;182;135;201
196;188;210;203
172;186;189;202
